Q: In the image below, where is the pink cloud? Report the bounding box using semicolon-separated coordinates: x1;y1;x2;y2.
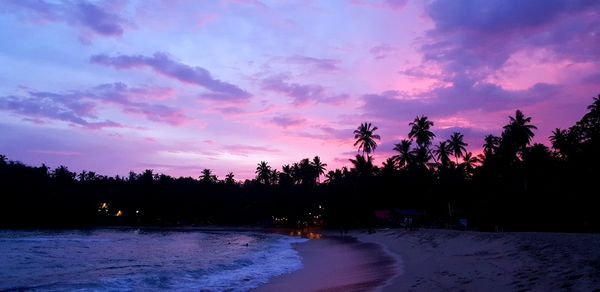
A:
261;75;349;105
0;82;189;128
4;0;127;38
370;44;399;60
0;91;121;129
223;144;280;156
286;55;341;72
271;115;306;128
91;52;251;101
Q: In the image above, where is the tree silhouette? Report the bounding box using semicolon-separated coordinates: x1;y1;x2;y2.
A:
310;156;327;183
448;132;468;164
482;134;501;157
461;152;479;177
381;157;397;176
256;161;271;185
409;116;435;147
502;110;537;155
324;169;343;184
393;139;413;169
279;164;294;186
353;122;381;156
225;172;235;185
434;141;451;168
270;169;280;185
2;94;600;232
200;169;217;183
549;128;572;159
349;154;375;177
411;146;431;170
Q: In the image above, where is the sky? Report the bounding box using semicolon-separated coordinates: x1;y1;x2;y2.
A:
0;0;599;180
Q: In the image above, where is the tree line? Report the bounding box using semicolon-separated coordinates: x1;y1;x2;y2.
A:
1;95;599;232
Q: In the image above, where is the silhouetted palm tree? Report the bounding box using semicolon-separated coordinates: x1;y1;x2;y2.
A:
523;143;553;164
200;169;217;183
461;152;479;177
282;164;292;175
549;128;569;158
256;161;272;185
298;158;317;186
411;146;431;169
324;169;343;184
78;170;87;182
291;162;301;184
311;156;327;183
434;141;451;167
503;110;537;152
353;122;381;156
409;116;435;147
448;132;468;164
225;172;235;185
278;164;293;186
270;169;279;185
482;134;501;156
393;139;413;169
349;154;375;176
52;165;76;184
381;157;397;176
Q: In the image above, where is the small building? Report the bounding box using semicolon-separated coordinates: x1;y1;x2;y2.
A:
392;209;425;229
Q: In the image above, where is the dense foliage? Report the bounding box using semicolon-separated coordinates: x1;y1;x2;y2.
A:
1;95;599;232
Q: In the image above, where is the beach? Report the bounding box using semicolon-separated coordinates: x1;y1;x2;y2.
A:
258;229;600;291
255;235;397;291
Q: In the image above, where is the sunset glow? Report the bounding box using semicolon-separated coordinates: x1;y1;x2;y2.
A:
1;0;598;179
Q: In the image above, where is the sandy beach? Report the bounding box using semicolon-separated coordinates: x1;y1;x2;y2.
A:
256;235;397;291
258;229;600;291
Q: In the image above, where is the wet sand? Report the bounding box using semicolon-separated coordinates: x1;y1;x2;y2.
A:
255;236;397;292
257;228;600;291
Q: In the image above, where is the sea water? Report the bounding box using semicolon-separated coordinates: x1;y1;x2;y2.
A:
0;229;307;291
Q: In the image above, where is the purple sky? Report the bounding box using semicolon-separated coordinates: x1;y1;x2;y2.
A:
1;0;599;180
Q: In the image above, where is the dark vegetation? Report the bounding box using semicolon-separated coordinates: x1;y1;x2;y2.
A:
1;95;599;232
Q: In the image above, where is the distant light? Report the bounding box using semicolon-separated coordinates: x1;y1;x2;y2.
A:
115;210;123;217
136;210;140;214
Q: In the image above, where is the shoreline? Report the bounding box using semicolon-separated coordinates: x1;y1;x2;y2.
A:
255;235;397;292
4;227;600;290
257;228;600;291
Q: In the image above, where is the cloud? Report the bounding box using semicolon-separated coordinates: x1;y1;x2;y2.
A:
362;81;560;121
316;125;354;140
351;0;408;11
286;55;341;72
261;76;325;105
0;92;120;129
422;0;600;77
385;0;409;10
261;75;349;105
90;52;251;101
3;0;127;37
0;83;188;128
398;65;445;80
92;83;187;125
370;44;399;60
271;115;306;128
286;125;354;142
223;144;280;156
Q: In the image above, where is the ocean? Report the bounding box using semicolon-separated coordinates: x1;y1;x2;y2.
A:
0;229;307;291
